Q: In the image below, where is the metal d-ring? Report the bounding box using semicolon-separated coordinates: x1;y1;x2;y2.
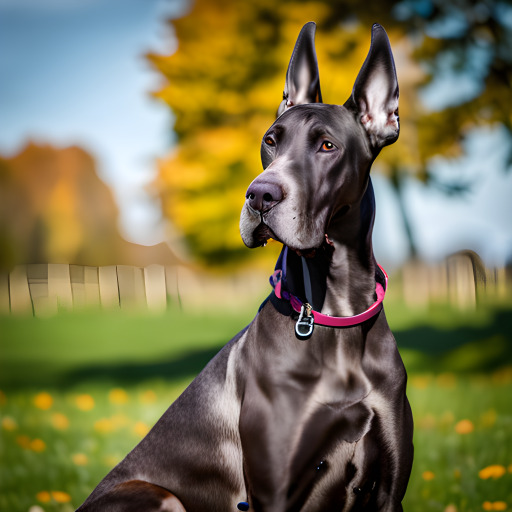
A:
295;303;314;339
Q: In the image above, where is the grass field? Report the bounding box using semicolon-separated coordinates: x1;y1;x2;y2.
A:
1;295;512;512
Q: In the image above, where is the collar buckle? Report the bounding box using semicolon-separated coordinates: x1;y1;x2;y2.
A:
295;303;314;340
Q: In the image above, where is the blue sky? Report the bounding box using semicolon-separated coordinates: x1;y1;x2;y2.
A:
1;0;511;267
0;0;186;245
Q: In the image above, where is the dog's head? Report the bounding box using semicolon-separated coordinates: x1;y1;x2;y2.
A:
240;22;399;252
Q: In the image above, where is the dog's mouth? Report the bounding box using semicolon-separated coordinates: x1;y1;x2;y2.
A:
253;221;334;258
252;222;276;247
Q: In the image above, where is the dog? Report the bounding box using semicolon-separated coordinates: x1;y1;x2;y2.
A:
76;22;413;512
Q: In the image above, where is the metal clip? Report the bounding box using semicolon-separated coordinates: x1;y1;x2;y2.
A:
295;303;314;340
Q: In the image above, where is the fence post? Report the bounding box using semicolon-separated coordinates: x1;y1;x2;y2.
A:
48;264;73;310
144;265;167;313
9;266;32;314
0;273;10;314
98;266;120;309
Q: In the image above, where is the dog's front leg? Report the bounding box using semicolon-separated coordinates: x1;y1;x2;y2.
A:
238;370;311;512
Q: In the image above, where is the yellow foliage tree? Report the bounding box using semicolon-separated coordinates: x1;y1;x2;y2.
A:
148;0;512;266
148;0;423;266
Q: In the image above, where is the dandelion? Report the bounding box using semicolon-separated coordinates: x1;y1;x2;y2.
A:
75;394;95;411
72;453;89;466
454;419;474;434
479;465;507;480
109;388;129;405
1;416;18;431
94;418;115;433
103;454;122;467
133;421;150;437
51;491;71;503
410;375;431;390
483;501;507;511
140;390;157;403
30;439;46;452
34;392;53;410
492;365;512;385
422;471;435;481
16;435;31;449
51;412;70;430
36;491;51;503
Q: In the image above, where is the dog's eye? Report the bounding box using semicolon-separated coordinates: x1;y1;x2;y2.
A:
264;136;275;147
321;141;336;152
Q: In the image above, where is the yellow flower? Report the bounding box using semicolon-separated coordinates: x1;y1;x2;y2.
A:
479;465;507;480
109;388;129;405
75;394;95;411
94;418;114;433
103;454;122;467
30;439;46;452
422;471;435;481
51;412;70;430
140;390;157;403
454;419;474;434
410;375;431;390
34;392;53;410
36;491;51;503
51;491;71;503
72;453;88;466
16;435;31;449
1;416;18;431
133;421;150;438
483;502;507;511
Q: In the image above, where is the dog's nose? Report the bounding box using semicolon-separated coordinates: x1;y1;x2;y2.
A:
246;181;283;212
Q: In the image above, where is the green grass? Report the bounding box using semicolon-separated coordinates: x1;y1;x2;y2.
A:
0;308;256;389
1;297;512;511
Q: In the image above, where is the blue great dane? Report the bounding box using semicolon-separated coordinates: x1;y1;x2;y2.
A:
77;22;413;512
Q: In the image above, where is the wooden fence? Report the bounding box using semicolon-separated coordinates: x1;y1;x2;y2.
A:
1;255;509;316
0;264;172;316
0;263;270;316
400;252;509;310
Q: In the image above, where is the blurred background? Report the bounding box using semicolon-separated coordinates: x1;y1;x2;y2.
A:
1;0;512;511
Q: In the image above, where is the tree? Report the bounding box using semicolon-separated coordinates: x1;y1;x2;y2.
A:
0;143;177;271
148;0;512;266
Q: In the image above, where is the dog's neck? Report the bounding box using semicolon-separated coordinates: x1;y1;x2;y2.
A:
322;179;377;317
277;179;378;319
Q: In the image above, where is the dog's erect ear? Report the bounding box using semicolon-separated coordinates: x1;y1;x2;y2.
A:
346;24;399;149
277;22;322;117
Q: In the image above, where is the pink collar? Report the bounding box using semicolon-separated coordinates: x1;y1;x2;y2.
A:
269;259;388;338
